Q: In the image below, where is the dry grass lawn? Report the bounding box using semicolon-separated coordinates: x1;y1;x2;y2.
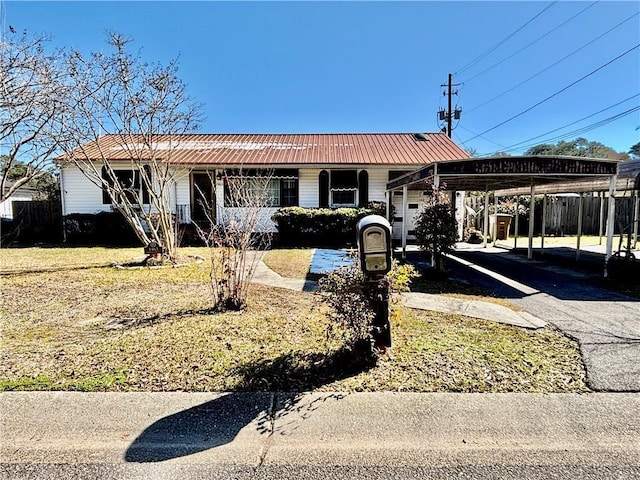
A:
0;247;589;393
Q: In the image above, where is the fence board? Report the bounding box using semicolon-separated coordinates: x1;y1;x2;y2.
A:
10;200;62;243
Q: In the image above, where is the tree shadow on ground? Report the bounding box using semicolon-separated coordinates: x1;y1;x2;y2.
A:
124;346;375;463
124;392;270;463
231;345;376;392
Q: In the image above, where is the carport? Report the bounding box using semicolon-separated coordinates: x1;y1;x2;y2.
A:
386;155;621;275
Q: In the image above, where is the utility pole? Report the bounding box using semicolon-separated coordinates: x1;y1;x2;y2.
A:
438;73;462;138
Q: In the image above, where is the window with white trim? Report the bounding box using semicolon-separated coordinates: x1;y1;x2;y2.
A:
223;169;298;207
330;170;358;207
101;166;151;205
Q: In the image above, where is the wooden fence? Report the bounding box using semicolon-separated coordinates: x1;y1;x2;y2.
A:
465;195;638;237
7;200;62;243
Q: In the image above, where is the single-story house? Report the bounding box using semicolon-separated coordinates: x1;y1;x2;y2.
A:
59;133;470;239
0;181;39;219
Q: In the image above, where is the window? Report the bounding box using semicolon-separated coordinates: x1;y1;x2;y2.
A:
280;178;298;207
102;166;150;205
331;189;356;206
330;169;358;207
223;169;298;207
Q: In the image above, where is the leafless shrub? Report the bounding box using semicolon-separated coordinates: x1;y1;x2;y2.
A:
193;170;273;311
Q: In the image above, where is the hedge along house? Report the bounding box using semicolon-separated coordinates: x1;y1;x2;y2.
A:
59;132;469;241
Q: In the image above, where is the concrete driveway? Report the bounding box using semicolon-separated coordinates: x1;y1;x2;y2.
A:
444;246;640;392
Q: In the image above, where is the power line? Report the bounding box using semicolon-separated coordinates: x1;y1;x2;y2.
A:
460;1;599;84
461;43;640;144
496;94;640;152
465;11;639;114
482;105;640;156
456;1;558;76
457;125;506;149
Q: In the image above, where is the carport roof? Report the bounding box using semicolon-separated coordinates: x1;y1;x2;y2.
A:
495;158;640;195
386;155;620;192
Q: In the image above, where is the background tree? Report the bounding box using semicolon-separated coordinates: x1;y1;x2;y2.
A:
1;31;66;202
58;33;202;261
1;158;59;200
525;137;629;161
629;141;640;160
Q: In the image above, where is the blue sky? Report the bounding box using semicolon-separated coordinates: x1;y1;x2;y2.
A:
3;1;639;156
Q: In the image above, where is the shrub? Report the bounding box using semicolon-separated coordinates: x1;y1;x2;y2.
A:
272;202;388;247
318;254;418;359
63;212;140;246
414;185;459;273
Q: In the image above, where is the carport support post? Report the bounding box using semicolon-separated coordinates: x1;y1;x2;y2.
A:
385;190;390;222
541;194;547;256
528;184;536;260
576;193;584;261
633;191;639;249
493;194;499;245
514;195;519;249
483;189;490;248
599;191;605;246
401;184;408;260
604;175;617;278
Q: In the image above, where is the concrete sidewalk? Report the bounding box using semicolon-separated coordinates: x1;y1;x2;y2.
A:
2;392;638;477
252;251;546;330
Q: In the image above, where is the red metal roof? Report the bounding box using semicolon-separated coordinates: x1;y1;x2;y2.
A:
65;133;469;166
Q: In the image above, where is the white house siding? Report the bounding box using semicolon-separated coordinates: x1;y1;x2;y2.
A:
61;164;189;217
61;164;426;235
298;166;416;208
367;167;392;203
174;169;192;224
299;168;320;208
61;166;105;215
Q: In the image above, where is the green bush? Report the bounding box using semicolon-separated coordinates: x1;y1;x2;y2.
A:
63;212;140;246
414;186;459;273
272;202;387;247
318;255;418;359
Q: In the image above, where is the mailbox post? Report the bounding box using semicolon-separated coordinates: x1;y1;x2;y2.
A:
356;215;393;350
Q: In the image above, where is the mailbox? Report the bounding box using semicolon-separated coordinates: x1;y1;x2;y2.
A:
356;215;392;276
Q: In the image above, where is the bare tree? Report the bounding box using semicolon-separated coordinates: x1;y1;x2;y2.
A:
58;33;202;260
1;31;66;202
194;170;273;311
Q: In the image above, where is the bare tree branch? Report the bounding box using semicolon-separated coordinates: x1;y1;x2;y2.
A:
194;169;273;311
1;31;67;202
57;32;203;260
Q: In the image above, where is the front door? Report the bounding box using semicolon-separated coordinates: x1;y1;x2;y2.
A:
391;190;424;240
191;172;215;225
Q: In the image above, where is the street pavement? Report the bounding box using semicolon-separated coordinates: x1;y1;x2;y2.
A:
2;392;639;479
445;246;640;392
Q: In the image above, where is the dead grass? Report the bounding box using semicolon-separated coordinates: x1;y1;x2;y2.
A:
262;248;313;279
0;247;589;393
